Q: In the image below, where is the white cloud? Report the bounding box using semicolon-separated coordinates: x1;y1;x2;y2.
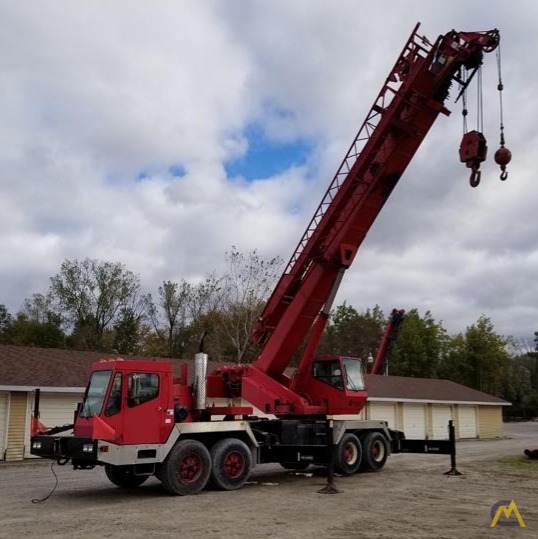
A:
0;0;536;341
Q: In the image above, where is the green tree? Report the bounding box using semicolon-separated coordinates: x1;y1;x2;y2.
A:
218;247;283;363
145;280;192;357
1;295;66;348
502;333;538;419
50;258;140;350
317;303;385;360
440;315;510;396
8;312;66;348
503;355;535;418
185;274;222;321
21;293;57;323
388;309;449;378
112;307;140;355
532;331;538;390
0;304;13;343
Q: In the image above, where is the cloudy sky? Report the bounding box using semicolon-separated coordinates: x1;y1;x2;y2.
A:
1;1;536;341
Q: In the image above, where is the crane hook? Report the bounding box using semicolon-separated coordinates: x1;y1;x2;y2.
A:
494;145;511;181
469;165;481;188
459;131;487;188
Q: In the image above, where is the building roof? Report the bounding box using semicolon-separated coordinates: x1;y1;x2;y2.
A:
365;374;509;405
0;345;509;405
0;344;219;390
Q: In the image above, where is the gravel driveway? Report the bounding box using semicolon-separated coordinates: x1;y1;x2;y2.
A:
1;422;537;538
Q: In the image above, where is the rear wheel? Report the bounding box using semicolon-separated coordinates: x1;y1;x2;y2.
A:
210;438;252;491
161;439;212;495
360;432;389;472
334;433;362;475
104;464;148;488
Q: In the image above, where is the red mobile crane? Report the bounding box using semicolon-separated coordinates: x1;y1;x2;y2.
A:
31;25;503;495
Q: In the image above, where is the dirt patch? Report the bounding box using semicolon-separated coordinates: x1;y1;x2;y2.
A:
1;422;537;538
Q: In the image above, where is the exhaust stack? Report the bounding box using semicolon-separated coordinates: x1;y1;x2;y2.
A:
194;352;208;411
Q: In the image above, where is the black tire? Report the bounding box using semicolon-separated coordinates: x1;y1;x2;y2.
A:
360;432;389;472
210;438;252;491
104;464;148;488
279;462;310;471
334;433;362;475
161;439;212;495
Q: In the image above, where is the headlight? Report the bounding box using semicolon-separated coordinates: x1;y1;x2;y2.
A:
32;441;42;450
82;443;94;453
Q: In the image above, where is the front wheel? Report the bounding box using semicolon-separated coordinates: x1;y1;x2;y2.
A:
334;433;362;475
104;465;148;488
161;439;212;495
210;438;252;491
360;432;389;472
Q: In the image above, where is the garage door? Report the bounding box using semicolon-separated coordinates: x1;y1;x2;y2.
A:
432;405;453;440
0;393;7;460
25;392;83;458
369;402;397;429
403;403;426;439
458;405;477;438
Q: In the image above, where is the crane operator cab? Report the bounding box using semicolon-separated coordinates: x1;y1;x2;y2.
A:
293;356;368;415
312;358;365;392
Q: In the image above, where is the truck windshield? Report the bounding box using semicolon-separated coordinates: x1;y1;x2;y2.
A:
342;358;365;391
79;370;112;418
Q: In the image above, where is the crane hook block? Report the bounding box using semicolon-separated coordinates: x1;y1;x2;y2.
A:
494;145;512;181
459;130;488;187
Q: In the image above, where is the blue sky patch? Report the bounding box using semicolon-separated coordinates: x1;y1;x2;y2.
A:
168;164;185;177
136;164;185;181
225;125;312;181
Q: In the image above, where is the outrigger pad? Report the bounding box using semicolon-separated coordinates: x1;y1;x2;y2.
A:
524;449;538;460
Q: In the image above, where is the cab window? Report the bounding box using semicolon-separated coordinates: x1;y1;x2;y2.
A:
127;373;159;407
80;370;112;418
342;358;365;391
312;360;344;390
105;372;122;416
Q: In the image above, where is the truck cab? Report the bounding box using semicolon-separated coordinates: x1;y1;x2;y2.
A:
74;360;177;445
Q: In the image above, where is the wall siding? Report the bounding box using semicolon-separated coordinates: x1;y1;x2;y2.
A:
0;392;7;460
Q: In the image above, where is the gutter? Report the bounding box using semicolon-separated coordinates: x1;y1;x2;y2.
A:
0;385;84;393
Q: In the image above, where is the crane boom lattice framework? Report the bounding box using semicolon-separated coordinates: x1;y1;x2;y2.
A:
209;24;501;416
30;24;503;497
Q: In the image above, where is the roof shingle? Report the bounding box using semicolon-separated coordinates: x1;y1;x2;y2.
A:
0;344;218;388
0;345;509;405
366;374;509;404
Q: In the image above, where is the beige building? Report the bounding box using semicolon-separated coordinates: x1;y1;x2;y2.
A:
0;345;509;461
364;374;509;440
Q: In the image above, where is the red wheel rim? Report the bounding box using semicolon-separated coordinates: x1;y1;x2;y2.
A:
223;450;245;479
371;440;385;462
344;443;358;465
178;453;203;483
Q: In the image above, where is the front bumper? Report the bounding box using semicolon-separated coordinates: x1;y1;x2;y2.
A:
30;435;98;466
